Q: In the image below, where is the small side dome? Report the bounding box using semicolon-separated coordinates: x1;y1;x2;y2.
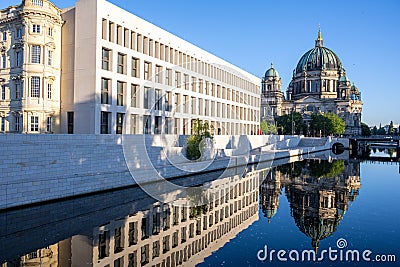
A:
350;83;361;100
351;83;359;93
339;75;350;83
264;63;280;78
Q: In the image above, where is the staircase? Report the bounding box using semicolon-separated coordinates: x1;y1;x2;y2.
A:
298;137;328;147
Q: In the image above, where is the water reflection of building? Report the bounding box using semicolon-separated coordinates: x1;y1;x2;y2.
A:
2;245;59;267
259;168;282;223
5;171;260;267
260;159;361;251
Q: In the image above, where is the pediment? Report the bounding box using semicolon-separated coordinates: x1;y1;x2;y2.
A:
293;96;323;104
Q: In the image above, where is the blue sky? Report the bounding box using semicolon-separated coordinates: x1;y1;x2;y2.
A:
4;0;399;126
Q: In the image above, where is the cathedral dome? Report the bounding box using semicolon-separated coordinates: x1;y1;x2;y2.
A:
264;63;280;78
295;29;342;74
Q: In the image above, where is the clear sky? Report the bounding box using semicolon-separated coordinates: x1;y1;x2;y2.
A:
3;0;399;126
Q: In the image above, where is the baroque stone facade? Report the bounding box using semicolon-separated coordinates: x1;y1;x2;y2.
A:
261;29;363;136
0;0;62;133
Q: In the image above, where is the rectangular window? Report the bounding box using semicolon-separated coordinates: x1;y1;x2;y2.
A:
116;25;122;45
144;87;152;109
140;245;149;265
67;112;74;134
2;54;6;68
101;19;107;40
184;74;189;90
16;51;22;67
117;81;125;106
155;65;162;83
129;222;138;246
1;85;5;100
114;227;123;253
108;21;114;42
152;241;160;259
30;116;39;132
48;50;53;66
16;28;22;38
1;117;5;132
31;76;40;98
130;114;138;134
31;45;41;63
144;61;151;80
2;32;6;41
175;72;180;87
32;24;41;33
143;115;151;134
131;84;138;107
162;236;170;253
128;252;137;267
166;68;172;86
48;27;53;37
102;48;111;70
131;57;139;78
116;113;125;134
117;53;126;74
15;116;20;132
47;83;52;99
101;78;110;104
46;117;52;132
98;231;109;259
124;28;129;48
114;257;123;267
174;93;179;113
100;111;110;134
165;91;171;112
174;118;178;134
155;89;162;111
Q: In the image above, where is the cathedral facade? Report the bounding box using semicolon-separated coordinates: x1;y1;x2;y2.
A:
261;29;363;136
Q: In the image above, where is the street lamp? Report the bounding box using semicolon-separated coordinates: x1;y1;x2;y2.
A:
291;107;294;135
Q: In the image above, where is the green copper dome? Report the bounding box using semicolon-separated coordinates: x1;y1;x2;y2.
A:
264;63;280;78
295;29;342;74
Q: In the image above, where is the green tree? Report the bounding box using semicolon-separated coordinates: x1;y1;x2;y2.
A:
361;122;371;136
276;112;304;135
372;126;378;135
310;113;345;136
326;113;345;136
186;119;213;160
388;121;395;135
377;125;386;135
260;120;277;134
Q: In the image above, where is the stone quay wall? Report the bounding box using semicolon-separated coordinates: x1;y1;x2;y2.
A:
0;134;332;210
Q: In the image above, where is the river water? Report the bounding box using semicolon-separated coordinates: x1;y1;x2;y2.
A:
1;149;399;266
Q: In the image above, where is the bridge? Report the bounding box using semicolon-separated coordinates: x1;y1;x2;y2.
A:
349;135;400;162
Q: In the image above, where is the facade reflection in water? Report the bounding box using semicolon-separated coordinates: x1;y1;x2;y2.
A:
3;170;260;267
260;159;361;252
3;157;361;267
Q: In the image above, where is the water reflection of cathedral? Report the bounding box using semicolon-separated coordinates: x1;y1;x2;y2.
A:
260;159;361;251
4;171;260;267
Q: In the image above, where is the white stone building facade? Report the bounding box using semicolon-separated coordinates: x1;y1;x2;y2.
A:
0;0;261;135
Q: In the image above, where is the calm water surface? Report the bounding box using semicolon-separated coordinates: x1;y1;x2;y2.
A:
1;150;399;267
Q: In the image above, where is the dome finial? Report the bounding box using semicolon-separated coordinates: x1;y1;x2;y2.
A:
315;24;324;47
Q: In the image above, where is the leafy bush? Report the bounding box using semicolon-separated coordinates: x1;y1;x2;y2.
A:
186;119;213;160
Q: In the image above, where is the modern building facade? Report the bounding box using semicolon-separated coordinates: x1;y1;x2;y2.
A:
261;29;363;136
0;0;62;133
0;0;260;134
0;0;261;135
